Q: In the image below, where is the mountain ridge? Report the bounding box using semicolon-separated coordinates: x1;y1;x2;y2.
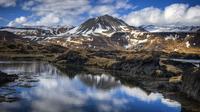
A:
0;15;199;53
140;25;200;32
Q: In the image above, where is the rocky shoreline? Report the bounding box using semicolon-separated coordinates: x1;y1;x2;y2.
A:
54;49;200;104
55;61;200;112
0;48;199;111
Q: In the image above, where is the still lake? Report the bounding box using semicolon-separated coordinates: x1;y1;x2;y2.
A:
0;61;181;112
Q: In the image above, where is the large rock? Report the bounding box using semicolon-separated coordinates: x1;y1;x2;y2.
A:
181;69;200;102
110;54;159;76
0;71;18;85
56;50;88;65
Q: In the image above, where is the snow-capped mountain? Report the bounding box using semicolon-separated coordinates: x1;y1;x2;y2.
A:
140;25;200;32
0;15;199;52
47;15;149;49
47;15;199;51
59;15;144;37
0;25;73;41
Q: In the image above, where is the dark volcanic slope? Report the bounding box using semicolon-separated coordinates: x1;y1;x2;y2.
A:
73;15;142;35
78;15;128;31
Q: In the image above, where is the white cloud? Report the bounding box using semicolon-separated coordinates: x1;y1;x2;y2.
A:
89;5;116;16
20;0;91;26
8;2;198;27
18;0;134;26
7;16;27;26
124;7;162;26
115;0;133;9
185;5;200;25
30;0;90;16
164;4;188;23
0;0;16;7
124;3;200;26
34;13;60;26
21;1;35;10
89;0;134;17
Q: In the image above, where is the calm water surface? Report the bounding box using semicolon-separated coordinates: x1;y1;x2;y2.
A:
0;61;181;112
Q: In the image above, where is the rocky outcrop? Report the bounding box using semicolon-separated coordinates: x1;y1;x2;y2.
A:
181;69;200;102
0;71;18;85
55;49;162;74
55;50;88;65
110;54;159;76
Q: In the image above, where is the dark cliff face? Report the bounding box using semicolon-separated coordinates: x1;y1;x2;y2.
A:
181;69;200;102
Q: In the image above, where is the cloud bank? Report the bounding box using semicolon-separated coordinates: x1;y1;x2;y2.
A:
6;1;200;27
8;16;27;26
124;4;200;26
8;0;133;26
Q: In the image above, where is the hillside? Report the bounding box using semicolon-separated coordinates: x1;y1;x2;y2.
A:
0;15;199;55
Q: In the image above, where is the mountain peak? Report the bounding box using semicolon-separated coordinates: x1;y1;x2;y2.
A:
65;15;132;37
94;14;128;26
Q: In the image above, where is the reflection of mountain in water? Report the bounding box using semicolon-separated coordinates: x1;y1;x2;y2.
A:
0;61;182;112
0;61;60;76
78;74;121;90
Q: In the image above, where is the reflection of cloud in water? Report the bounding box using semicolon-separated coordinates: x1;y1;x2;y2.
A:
0;61;181;112
122;86;181;107
26;76;181;112
30;78;87;112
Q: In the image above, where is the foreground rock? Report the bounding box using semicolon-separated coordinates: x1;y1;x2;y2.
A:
181;69;200;102
0;71;18;85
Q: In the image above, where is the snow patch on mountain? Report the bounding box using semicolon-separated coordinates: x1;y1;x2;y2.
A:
124;38;148;49
186;41;190;48
165;34;179;40
130;39;148;46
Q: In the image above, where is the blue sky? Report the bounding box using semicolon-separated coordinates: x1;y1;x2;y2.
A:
0;0;200;26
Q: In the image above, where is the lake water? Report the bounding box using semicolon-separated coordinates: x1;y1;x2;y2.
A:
0;61;181;112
